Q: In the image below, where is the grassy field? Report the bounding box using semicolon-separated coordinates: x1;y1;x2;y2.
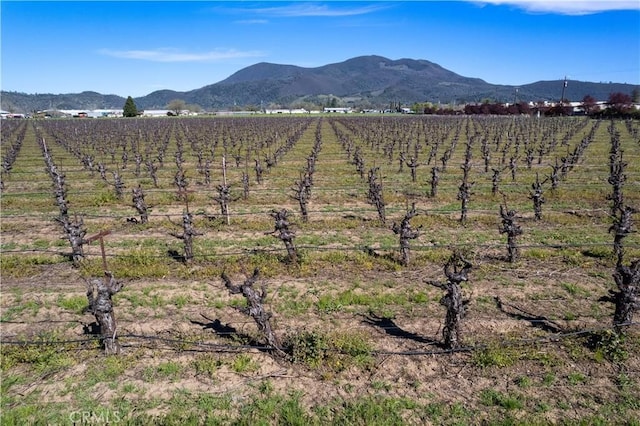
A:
1;115;639;425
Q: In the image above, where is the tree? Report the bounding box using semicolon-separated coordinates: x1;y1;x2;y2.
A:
167;99;186;116
580;95;597;116
185;103;202;114
607;92;633;116
516;102;531;115
122;96;138;117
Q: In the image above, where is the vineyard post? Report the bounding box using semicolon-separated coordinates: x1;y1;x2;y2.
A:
222;154;227;186
86;230;111;271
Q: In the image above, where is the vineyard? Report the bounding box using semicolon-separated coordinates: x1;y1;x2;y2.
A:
1;115;639;424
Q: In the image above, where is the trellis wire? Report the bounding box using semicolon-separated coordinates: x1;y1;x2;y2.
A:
0;205;628;220
2;322;637;358
3;242;640;259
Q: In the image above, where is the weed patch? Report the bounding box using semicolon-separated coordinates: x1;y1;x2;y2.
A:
284;329;374;372
56;294;87;314
480;388;524;410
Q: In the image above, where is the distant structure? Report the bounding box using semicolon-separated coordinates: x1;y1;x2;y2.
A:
323;107;352;113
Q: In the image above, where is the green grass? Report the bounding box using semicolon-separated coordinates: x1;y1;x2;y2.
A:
285;328;374;372
0;332;76;375
472;344;519;368
192;354;223;379
480;388;525;410
171;294;190;308
0;254;67;278
56;294;87;314
86;355;130;385
143;361;184;382
567;372;587;385
230;353;259;373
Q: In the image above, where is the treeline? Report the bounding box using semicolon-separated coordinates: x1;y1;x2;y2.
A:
412;91;640;118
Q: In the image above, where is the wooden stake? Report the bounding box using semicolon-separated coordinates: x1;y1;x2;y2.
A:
222;154;228;186
181;189;195;214
87;230;111;271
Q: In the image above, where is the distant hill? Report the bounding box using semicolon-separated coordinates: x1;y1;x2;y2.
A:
0;91;127;114
2;55;637;113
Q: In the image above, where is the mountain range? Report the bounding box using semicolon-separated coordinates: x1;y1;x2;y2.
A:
2;55;637;113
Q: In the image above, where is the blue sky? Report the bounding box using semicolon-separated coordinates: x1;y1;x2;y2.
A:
1;1;639;97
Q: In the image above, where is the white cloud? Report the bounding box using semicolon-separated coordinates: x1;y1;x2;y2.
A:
98;48;266;63
475;0;640;15
223;3;391;18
